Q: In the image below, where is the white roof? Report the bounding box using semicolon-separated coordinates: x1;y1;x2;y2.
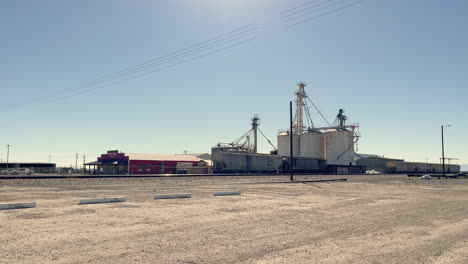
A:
127;153;201;162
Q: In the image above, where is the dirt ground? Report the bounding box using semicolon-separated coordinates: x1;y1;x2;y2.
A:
1;174;468;264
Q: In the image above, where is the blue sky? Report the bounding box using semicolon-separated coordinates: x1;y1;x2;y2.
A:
2;0;467;167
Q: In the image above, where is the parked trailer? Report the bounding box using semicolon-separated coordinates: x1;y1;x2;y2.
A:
212;149;325;174
213;152;283;173
386;161;460;173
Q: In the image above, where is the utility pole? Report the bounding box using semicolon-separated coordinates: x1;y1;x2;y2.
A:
48;155;52;163
441;125;451;179
75;153;79;172
290;101;294;181
6;144;11;169
83;155;86;175
425;158;429;173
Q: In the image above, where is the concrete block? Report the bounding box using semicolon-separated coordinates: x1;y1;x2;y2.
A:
79;198;126;205
154;194;192;199
0;202;36;210
213;191;241;196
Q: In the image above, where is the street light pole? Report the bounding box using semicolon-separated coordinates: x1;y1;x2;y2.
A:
6;144;11;169
441;125;445;179
441;125;451;179
290;101;294;182
75;153;79;172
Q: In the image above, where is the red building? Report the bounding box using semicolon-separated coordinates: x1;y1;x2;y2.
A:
86;150;206;175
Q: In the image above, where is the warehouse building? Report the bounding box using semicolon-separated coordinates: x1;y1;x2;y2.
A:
355;154;461;174
85;150;211;175
355;154;404;173
386;161;460;174
0;162;56;173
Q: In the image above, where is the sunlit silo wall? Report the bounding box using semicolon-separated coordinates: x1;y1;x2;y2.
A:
277;134;300;157
325;130;355;166
299;132;325;159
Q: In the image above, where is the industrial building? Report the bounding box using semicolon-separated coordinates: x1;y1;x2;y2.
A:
355;155;404;173
387;161;460;173
0;162;56;173
85;150;211;175
212;82;365;174
355;154;461;174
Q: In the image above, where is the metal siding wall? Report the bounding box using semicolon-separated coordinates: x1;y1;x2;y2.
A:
277;134;300;157
218;153;283;172
299;132;325;159
294;157;321;171
325;131;354;166
387;162;460;173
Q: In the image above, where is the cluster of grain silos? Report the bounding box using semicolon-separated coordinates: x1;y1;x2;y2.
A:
211;82;364;174
277;129;355;166
276;82;358;167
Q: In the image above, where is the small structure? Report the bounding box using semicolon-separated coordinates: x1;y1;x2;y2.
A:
84;150;211;175
0;162;56;174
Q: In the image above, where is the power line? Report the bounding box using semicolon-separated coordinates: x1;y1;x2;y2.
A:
39;25;254;99
6;37;256;111
69;38;256;98
287;0;368;28
2;25;256;111
8;30;255;109
284;0;354;22
3;0;370;112
3;27;255;111
26;26;256;103
280;0;322;14
283;0;336;18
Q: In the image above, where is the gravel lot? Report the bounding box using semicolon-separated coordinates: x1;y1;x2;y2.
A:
1;174;468;264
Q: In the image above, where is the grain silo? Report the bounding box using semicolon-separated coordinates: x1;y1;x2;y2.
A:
276;83;360;167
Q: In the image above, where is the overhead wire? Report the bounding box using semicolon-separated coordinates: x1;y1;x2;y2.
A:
4;0;371;112
283;0;336;18
5;26;255;109
283;0;355;22
280;0;323;14
287;0;368;28
2;25;256;111
43;25;255;98
4;37;256;111
24;29;255;105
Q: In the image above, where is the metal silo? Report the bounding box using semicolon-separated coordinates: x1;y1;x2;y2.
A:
277;133;300;157
325;130;355;166
299;132;325;159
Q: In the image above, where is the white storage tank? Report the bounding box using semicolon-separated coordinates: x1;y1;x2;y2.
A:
299;132;325;159
325;130;355;165
277;133;300;157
